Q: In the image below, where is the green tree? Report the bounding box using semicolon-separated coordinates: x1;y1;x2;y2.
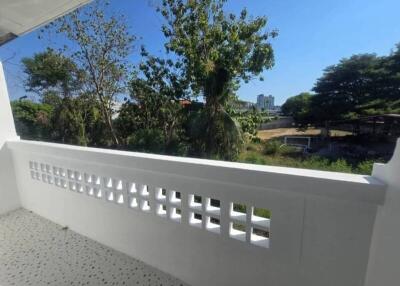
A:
22;49;84;97
281;92;313;124
125;49;189;154
159;0;277;159
11;100;53;140
45;0;135;145
21;51;99;145
311;47;400;122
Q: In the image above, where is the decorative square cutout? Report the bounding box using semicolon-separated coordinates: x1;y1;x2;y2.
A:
40;163;46;172
157;204;167;217
85;173;92;184
129;197;138;208
107;191;115;202
139;184;149;196
53;166;59;176
230;222;246;241
69;181;77;191
230;203;246;222
75;171;82;181
60;179;67;188
128;182;137;194
92;175;101;185
156;188;167;201
170;190;181;205
115;180;123;191
170;207;181;222
189;212;202;228
86;186;95;196
59;168;66;177
104;177;113;188
116;193;124;204
45;164;51;173
47;175;53;184
206;217;220;234
206;198;220;215
189;194;202;210
94;188;102;198
76;184;84;193
251;227;270;248
252;207;271;229
141;200;151;212
68;169;75;180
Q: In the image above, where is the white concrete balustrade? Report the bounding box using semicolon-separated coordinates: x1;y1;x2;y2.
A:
1;61;400;286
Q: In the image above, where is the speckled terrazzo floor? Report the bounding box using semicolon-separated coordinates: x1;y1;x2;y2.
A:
0;209;188;286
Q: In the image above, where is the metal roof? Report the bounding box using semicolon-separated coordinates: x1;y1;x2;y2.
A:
0;0;91;46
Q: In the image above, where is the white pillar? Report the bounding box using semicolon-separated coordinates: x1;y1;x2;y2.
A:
365;138;400;286
0;61;17;143
0;61;21;214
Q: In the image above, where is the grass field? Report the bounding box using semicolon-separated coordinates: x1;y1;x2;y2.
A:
238;128;390;175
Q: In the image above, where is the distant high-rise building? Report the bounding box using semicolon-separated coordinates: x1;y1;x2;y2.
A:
256;94;265;110
256;94;275;111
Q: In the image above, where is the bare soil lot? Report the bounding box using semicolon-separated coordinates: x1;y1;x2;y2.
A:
257;128;351;141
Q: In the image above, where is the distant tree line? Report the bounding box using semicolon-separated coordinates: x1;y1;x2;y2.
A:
12;0;276;160
282;45;400;124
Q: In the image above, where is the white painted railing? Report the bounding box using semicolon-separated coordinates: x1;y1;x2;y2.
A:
2;60;399;286
5;139;389;286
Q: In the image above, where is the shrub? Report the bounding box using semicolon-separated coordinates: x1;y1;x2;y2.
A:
263;139;281;155
355;160;374;175
243;152;266;165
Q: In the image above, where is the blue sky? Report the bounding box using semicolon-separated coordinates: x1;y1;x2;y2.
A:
1;0;399;105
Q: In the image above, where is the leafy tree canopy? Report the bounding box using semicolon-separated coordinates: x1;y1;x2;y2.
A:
159;0;277;159
281;92;313;124
22;49;84;97
311;44;400;122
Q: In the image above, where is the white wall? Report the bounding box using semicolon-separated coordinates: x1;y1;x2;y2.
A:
8;140;385;286
0;61;21;214
365;138;400;286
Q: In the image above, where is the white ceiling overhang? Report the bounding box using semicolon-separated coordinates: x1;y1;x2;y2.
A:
0;0;92;46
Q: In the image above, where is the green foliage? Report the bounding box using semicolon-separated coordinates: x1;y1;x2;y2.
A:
281;92;313;124
22;49;83;97
263;139;298;155
126;49;189;154
242;152;266;165
234;110;263;138
44;0;135;145
159;0;277;159
127;129;165;154
283;43;400;125
114;103;141;144
239;141;376;175
11;100;53;140
354;160;375;175
21;51;104;146
263;139;281;155
311;45;400;122
126;128;188;156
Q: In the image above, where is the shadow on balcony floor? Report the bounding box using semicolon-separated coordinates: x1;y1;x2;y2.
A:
0;208;187;286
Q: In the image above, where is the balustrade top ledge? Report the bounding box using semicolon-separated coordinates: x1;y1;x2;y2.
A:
7;139;387;205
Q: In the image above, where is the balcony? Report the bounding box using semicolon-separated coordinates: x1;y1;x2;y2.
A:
1;64;400;284
2;135;396;285
0;3;399;284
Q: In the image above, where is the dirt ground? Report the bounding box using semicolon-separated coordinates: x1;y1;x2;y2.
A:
257;128;351;141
